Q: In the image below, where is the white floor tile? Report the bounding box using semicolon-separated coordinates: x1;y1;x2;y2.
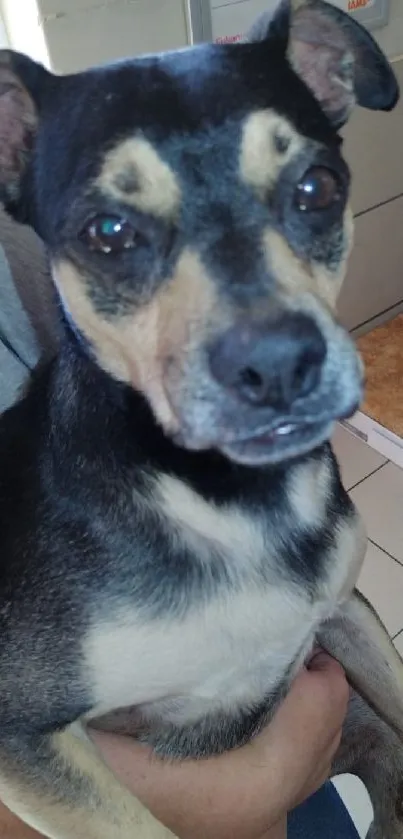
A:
332;425;386;491
350;462;403;563
332;775;373;838
357;541;403;636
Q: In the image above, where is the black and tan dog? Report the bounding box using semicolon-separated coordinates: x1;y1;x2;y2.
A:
0;0;402;836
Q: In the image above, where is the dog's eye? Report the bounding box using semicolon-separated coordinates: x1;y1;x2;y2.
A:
80;215;138;254
295;167;343;212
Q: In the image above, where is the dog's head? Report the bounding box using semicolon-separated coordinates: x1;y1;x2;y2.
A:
0;0;398;465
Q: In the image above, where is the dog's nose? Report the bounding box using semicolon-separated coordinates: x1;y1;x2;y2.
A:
208;314;327;409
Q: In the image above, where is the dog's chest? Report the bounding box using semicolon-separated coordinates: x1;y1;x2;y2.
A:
86;455;365;725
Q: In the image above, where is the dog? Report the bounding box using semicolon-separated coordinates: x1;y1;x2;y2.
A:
0;0;401;836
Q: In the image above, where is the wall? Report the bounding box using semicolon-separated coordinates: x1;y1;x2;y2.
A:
339;54;403;331
329;0;403;330
376;0;403;59
1;0;49;62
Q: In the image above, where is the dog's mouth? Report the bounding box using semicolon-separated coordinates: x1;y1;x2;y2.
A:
219;393;360;465
172;399;358;466
160;339;363;466
220;418;335;465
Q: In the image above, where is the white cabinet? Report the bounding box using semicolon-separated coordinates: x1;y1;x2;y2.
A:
37;0;190;73
199;0;390;43
211;0;277;42
339;194;403;331
343;62;403;217
338;57;403;329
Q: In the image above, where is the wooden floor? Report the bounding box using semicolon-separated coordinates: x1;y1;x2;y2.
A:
357;314;403;437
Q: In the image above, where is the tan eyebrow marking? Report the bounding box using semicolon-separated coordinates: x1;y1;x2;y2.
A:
97;136;181;220
240;110;303;196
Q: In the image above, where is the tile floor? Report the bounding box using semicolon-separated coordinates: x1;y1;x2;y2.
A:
330;425;403;836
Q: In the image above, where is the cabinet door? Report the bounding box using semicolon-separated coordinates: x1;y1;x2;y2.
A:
42;0;190;73
338;195;403;331
211;0;277;42
343;60;403;216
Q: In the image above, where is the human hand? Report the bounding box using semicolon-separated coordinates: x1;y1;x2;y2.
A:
0;651;348;839
92;650;349;839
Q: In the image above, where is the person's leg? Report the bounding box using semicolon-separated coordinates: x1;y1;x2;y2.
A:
288;782;360;838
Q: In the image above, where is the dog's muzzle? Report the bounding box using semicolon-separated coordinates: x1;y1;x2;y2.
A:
186;310;363;465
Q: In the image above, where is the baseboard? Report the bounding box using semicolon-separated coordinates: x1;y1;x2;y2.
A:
341;412;403;467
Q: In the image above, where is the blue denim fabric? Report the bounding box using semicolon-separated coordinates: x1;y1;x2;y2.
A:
288;783;360;838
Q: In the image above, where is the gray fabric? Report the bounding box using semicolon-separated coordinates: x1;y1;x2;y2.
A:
0;243;40;369
0;341;32;413
0;212;59;414
0;207;59;358
0;243;39;412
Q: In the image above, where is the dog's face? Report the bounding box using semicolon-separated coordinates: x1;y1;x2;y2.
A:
0;1;398;465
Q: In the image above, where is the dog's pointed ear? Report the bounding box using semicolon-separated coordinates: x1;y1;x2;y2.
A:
247;0;399;127
0;50;51;206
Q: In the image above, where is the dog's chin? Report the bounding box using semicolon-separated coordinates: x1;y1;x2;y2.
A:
172;418;338;466
166;386;361;466
219;420;336;466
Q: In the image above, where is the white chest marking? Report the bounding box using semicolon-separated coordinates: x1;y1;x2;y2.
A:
287;457;332;529
85;464;365;726
85;585;319;724
155;473;267;575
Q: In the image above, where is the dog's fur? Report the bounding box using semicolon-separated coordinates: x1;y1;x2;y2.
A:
0;1;402;837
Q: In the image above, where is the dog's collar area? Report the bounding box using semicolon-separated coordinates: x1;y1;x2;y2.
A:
57;295;91;356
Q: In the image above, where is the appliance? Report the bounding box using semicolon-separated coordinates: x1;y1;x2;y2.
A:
186;0;390;45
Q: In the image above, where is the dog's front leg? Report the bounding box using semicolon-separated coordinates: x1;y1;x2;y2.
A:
318;589;403;738
334;690;403;839
0;724;176;839
319;589;403;838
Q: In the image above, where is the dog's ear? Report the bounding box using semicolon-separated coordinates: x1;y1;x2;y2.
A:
0;50;51;206
247;0;399;127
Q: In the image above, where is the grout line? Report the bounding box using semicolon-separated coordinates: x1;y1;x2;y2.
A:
355;191;403;219
393;629;403;641
367;538;403;571
351;299;403;335
347;461;389;493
